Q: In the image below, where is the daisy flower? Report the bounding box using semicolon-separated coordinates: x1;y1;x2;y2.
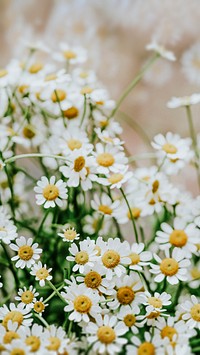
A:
117;305;143;334
33;297;48;315
126;331;163;355
58;227;80;242
97;166;133;189
129;243;152;271
91;193;121;219
86;314;127;354
0;320;22;346
58;124;93;156
62;284;101;323
43;325;68;353
15;285;39;308
146;41;176;61
10;236;42;269
150;248;191;285
30;261;52;287
95;127;124;149
2;339;31;355
53;42;87;64
99;237;131;280
0;303;32;329
181;42;200;86
181;295;200;330
155;219;199;257
90;88;115;111
67;238;98;273
93;143;127;175
167;93;200;108
109;272;143;311
18;323;45;353
141;291;172;314
34;176;68;208
0;207;18;244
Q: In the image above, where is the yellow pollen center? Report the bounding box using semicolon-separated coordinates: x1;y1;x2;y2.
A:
161;326;177;341
64;229;77;241
80;86;93;95
162;143;177;154
152;180;159;193
3;331;20;344
146;311;160;319
160;258;179;276
149;198;156;205
138;342;155;355
63;106;79;119
18;245;33;261
75;251;89;265
18;85;29;94
96;153;115;167
124;314;136;327
63;50;77;60
129;253;140;265
96;100;104;105
23;124;36;139
190;267;200;279
74;295;92;313
97;326;116;344
74;156;85;172
67;139;82;150
108;173;123;184
45;73;57;81
190;304;200;321
26;336;41;352
36;268;49;280
51;89;66;102
148;297;162;308
34;301;45;313
169;230;188;247
43;184;59;201
10;349;25;355
21;290;34;304
98;204;112;215
47;337;61;351
84;271;102;289
100;120;108;128
3;311;23;329
80;71;88;78
0;69;8;77
29;63;43;74
127;207;141;220
102;250;120;268
117;286;135;305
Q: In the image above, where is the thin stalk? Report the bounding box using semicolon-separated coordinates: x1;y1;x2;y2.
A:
54;89;66;127
43;284;64;304
120;188;139;243
47;280;67;303
5;153;69;165
34;313;49;328
36;209;50;240
80;94;87;127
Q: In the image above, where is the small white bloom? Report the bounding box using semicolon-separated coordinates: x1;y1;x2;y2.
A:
181;295;200;330
34;176;68;208
146;41;176;61
91;193;121;219
15;285;39;308
58;227;80;243
30;261;52;287
167;93;200;108
0;303;33;328
129;243;152;271
67;238;98;273
10;236;42;269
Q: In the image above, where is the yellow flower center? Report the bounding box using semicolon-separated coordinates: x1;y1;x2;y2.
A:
43;184;59;201
129;253;140;265
96;153;115;167
34;301;45;313
23;124;36;139
29;63;43;74
26;336;41;352
74;156;85;172
148;297;162;308
47;337;61;351
51;89;66;102
45;73;57;81
98;204;113;215
18;245;34;261
0;69;8;77
63;50;77;60
74;295;92;313
190;304;200;321
2;311;23;329
100;120;108;128
97;326;116;344
63;106;79;119
80;71;88;78
67;139;82;151
18;85;29;94
190;267;200;279
124;314;136;327
138;342;155;355
146;311;160;319
117;286;135;305
21;290;34;304
160;258;179;276
75;251;89;265
80;86;93;95
149;198;156;205
161;326;177;341
127;207;141;220
63;229;77;241
108;173;123;184
10;349;25;355
96;100;104;105
36;268;49;280
3;331;20;344
84;271;102;289
169;230;188;247
152;180;159;193
162;143;177;154
102;250;120;268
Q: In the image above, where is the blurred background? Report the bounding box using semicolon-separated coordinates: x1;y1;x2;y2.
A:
1;0;200;189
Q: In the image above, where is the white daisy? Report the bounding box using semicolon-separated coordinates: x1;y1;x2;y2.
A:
141;291;172;313
2;339;31;355
167;93;200;108
43;325;68;353
181;295;200;330
0;303;33;329
15;285;39;308
95;127;124;149
93;143;127;175
10;236;42;269
86;314;127;354
126;332;163;355
30;261;52;287
154;316;192;343
53;42;87;64
0;320;22;346
91;193;121;219
129;243;152;271
150;248;191;285
34;176;68;208
33;297;48;315
0;208;18;244
67;238;98;273
97;166;133;189
117;305;143;334
146;41;176;61
18;323;45;353
58;227;80;243
82;211;112;235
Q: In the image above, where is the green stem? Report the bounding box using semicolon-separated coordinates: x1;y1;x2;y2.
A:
110;53;159;118
34;313;49;328
95;215;104;235
80;94;87;127
36;209;50;241
47;280;67;303
5;153;69;165
54;89;66;127
43;284;64;304
120;188;139;243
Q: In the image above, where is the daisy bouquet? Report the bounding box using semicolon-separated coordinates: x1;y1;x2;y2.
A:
0;41;200;355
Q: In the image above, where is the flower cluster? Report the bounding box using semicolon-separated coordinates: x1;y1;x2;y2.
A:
0;41;200;354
